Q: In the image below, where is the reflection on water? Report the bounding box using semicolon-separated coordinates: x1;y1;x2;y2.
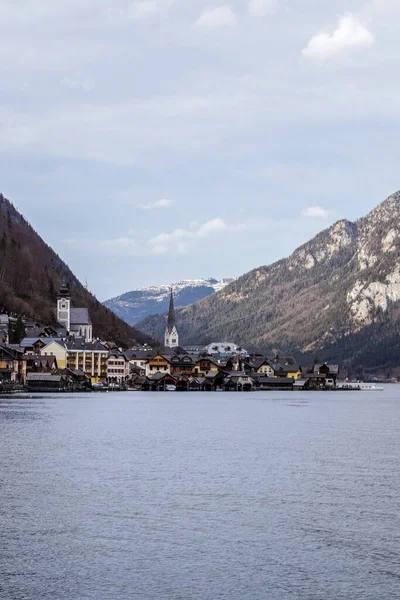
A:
1;390;400;600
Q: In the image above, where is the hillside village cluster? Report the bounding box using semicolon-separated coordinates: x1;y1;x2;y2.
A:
0;285;339;393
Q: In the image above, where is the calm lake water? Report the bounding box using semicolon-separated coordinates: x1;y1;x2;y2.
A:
1;389;400;600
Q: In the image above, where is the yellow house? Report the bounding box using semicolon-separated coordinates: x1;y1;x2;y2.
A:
194;357;220;375
40;340;68;369
145;354;172;377
256;360;274;377
268;356;302;380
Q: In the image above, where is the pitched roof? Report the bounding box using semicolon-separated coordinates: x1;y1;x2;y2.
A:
70;308;91;326
66;339;107;352
26;373;62;382
167;289;176;329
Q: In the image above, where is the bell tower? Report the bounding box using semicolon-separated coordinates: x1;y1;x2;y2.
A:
57;282;71;332
164;288;179;348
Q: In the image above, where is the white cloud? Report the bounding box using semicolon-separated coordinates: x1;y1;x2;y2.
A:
106;0;174;22
64;236;138;255
128;0;173;20
60;77;93;92
302;13;375;61
148;218;246;253
195;6;237;28
140;198;175;210
302;206;330;219
248;0;277;17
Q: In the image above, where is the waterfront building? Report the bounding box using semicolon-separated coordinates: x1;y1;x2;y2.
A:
164;289;179;348
107;350;130;384
125;347;154;373
0;344;26;383
66;339;108;384
145;353;173;377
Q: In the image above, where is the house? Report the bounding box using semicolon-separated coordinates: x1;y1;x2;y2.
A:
253;357;274;377
302;363;339;389
40;340;68;369
194;357;220;375
169;354;195;376
267;355;301;380
25;354;58;374
107;350;130;384
145;353;173;377
313;363;339;388
0;344;26;384
125;347;153;373
66;339;109;384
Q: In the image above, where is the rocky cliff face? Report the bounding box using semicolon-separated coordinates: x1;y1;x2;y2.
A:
138;191;400;373
104;278;234;325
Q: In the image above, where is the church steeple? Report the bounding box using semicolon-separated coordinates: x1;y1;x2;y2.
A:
165;288;179;348
168;288;176;328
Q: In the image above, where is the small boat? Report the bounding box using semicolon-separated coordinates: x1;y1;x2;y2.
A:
165;384;176;392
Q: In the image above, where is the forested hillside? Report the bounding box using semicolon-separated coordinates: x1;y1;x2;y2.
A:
138;191;400;376
0;194;153;347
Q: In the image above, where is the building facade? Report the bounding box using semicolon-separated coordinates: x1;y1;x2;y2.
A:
66;340;108;384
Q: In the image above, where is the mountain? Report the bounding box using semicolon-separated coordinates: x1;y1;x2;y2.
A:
0;193;153;347
138;191;400;376
104;278;234;325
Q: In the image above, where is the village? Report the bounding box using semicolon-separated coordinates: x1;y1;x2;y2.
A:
0;284;339;393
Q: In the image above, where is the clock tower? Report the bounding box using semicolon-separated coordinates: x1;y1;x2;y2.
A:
57;282;71;332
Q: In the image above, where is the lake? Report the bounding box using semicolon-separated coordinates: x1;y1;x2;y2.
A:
1;389;400;599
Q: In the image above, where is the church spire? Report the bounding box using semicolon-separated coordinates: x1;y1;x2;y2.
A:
167;287;176;329
165;288;179;348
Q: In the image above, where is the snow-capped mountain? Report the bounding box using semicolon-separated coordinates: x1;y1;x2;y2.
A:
104;278;234;325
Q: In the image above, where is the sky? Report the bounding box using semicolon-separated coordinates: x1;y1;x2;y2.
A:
0;0;400;300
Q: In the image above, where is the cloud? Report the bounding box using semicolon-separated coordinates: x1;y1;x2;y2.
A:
302;206;330;219
195;6;237;28
148;218;246;253
60;77;93;92
140;198;175;210
106;0;174;22
248;0;277;17
302;13;375;61
63;236;138;255
129;0;173;20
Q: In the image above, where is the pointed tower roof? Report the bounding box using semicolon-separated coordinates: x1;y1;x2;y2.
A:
167;288;176;329
57;281;70;298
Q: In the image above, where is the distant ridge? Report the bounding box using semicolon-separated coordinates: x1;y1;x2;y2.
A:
104;278;234;325
0;193;153;347
138;191;400;376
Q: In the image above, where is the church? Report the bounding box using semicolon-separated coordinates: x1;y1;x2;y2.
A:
56;282;93;342
164;288;179;348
